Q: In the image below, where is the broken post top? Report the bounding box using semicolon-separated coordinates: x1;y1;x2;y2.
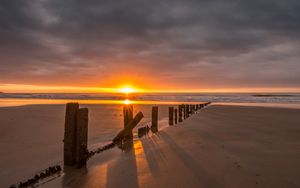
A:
123;105;133;125
113;111;144;143
126;112;144;131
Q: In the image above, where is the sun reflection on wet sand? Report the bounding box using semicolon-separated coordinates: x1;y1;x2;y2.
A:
82;164;108;187
133;140;153;187
0;98;199;107
90;164;108;187
123;99;131;105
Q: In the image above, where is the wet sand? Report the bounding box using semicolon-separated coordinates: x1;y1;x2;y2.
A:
0;105;300;188
0;104;172;187
40;104;300;188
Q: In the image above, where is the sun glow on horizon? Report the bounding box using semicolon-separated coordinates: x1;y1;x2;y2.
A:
118;87;136;94
0;83;145;93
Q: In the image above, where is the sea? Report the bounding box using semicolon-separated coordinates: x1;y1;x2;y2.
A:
1;92;300;107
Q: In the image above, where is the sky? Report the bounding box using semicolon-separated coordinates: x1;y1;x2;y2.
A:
0;0;300;93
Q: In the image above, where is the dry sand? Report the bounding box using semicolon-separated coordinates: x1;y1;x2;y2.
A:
1;105;300;188
39;104;300;188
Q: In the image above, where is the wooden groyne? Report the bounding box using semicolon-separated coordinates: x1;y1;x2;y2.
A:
64;101;211;166
10;101;211;188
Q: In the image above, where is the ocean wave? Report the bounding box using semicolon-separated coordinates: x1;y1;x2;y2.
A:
1;93;300;103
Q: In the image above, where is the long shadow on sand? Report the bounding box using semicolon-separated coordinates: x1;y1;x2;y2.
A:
61;141;139;188
158;132;221;187
140;135;167;177
106;141;139;188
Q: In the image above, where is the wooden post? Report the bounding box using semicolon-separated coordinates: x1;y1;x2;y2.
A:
123;105;133;139
113;112;144;143
169;107;174;126
183;104;186;119
178;105;183;122
64;103;79;166
174;109;178;124
196;104;199;111
75;108;88;168
151;106;158;133
186;105;190;118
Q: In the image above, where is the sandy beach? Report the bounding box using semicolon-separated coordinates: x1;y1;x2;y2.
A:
0;103;172;187
2;104;299;187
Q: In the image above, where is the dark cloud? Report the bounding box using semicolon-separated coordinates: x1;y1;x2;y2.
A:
0;0;300;89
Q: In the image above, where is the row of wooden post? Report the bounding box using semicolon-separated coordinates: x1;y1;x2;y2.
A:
63;102;210;168
169;103;210;126
64;103;144;168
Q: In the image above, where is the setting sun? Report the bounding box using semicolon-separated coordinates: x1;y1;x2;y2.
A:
118;87;135;94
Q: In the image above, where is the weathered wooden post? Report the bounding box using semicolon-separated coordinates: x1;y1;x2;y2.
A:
183;104;186;119
113;112;144;143
64;103;79;166
169;107;174;126
196;104;199;111
178;105;183;122
123;105;133;139
185;105;190;118
75;108;88;168
174;109;178;124
191;104;194;114
151;106;158;133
